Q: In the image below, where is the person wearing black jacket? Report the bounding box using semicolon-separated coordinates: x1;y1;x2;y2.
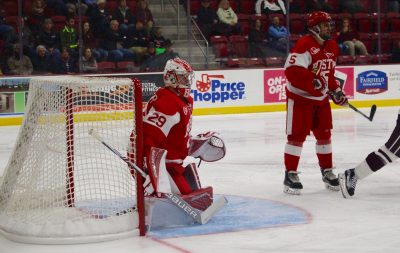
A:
197;0;219;41
112;0;136;36
101;19;135;62
36;18;60;56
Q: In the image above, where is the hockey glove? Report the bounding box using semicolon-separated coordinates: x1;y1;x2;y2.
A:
312;75;327;92
329;88;348;106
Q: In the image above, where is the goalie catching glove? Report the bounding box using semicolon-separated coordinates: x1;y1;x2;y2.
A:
329;87;348;106
189;132;226;162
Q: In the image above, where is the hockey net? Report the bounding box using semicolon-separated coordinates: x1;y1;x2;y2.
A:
0;76;145;244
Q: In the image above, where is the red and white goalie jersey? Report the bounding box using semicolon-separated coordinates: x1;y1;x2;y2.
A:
142;87;193;163
284;34;340;105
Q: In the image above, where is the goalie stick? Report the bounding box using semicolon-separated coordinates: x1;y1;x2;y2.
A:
88;129;227;225
348;103;377;122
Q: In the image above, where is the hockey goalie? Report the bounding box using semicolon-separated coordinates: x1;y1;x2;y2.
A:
129;58;226;228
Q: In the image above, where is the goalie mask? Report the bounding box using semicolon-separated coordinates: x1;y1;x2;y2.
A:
163;58;194;98
307;11;334;41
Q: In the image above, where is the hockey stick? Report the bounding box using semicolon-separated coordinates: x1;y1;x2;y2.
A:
88;129;227;224
348;103;377;122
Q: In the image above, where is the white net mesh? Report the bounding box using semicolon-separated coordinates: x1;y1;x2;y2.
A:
0;76;141;244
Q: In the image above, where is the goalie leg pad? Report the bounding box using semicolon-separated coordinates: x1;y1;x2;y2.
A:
182;186;213;211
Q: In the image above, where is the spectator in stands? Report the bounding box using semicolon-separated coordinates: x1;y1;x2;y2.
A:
136;0;154;36
337;18;368;57
51;46;77;73
197;0;219;41
150;26;167;53
64;0;89;16
7;43;33;75
81;47;98;73
305;0;333;13
248;18;268;58
140;39;179;71
28;0;48;33
268;16;290;53
217;0;241;37
60;17;78;54
0;6;15;44
112;0;136;36
32;45;52;74
89;0;112;37
139;41;157;71
102;19;135;62
339;0;363;13
14;18;36;58
82;21;108;61
126;21;149;62
255;0;286;16
37;18;60;56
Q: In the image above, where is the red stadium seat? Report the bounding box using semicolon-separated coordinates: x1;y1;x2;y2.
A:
226;58;246;68
245;57;264;67
239;21;250;35
210;35;229;59
116;61;135;72
3;0;18;16
239;0;254;14
386;12;400;19
52;15;67;24
354;55;374;65
127;1;137;12
265;57;285;67
229;35;248;57
290;19;306;34
338;55;355;65
379;39;392;55
106;0;118;12
354;13;372;33
190;0;201;15
391;18;400;32
97;61;116;73
237;13;250;22
374;54;392;63
229;0;238;12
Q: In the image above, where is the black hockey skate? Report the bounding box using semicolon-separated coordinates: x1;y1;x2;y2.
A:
283;171;303;195
321;168;340;191
338;169;357;198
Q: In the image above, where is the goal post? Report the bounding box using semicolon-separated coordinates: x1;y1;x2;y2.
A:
0;76;145;244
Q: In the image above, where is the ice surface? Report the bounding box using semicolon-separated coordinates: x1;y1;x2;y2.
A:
0;106;399;253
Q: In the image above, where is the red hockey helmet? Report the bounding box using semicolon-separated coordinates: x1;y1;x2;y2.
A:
307;11;332;28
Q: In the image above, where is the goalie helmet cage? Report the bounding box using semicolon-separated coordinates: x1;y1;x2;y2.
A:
0;76;145;244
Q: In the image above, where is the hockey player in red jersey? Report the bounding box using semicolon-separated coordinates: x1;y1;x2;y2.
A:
339;109;400;198
138;58;226;199
283;11;349;195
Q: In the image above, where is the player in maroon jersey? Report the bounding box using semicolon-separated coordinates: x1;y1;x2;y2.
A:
339;109;400;198
137;58;225;198
283;11;348;195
